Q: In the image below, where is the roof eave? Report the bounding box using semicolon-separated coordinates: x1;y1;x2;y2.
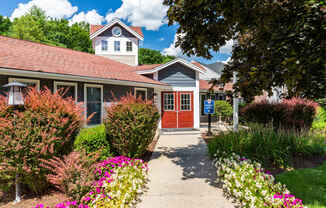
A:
0;67;169;89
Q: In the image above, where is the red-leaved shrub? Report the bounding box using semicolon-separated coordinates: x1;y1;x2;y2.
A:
104;93;160;158
241;98;318;130
0;88;85;194
40;151;98;202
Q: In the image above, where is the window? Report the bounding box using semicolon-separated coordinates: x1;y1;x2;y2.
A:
126;41;132;52
101;40;108;51
164;93;174;111
180;93;191;111
112;26;122;37
9;78;40;93
54;81;77;102
114;41;120;51
135;88;147;100
84;84;103;126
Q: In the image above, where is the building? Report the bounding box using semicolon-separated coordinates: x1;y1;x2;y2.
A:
0;19;231;129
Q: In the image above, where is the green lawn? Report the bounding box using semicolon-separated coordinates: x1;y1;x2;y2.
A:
277;162;326;208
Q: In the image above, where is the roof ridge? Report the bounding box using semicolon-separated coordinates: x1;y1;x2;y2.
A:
0;35;134;68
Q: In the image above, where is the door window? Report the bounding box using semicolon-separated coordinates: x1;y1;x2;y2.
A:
180;93;191;111
164;93;174;111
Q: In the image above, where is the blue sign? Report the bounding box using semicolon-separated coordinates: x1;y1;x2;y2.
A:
204;99;215;115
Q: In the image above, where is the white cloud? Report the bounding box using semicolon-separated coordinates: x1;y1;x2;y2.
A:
159;37;164;41
219;40;234;54
162;33;184;57
105;0;168;30
10;0;78;20
70;10;104;25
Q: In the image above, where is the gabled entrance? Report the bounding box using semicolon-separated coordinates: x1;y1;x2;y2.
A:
161;91;194;128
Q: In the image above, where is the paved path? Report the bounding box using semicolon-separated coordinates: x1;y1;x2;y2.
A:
137;133;234;208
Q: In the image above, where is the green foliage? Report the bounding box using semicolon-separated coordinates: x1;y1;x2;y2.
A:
207;126;326;169
139;48;175;65
11;6;47;42
104;94;160;158
311;107;326;135
0;15;12;35
277;161;326;208
164;0;326;101
74;125;112;160
241;98;318;131
213;100;232;121
0;88;84;194
9;6;93;53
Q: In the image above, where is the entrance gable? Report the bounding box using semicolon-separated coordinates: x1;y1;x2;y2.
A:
158;62;196;87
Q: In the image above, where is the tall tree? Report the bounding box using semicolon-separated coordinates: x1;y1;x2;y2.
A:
164;0;326;101
0;15;11;35
11;6;47;42
139;48;175;65
10;6;93;53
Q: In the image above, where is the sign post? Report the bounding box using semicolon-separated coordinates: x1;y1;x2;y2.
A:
204;99;215;136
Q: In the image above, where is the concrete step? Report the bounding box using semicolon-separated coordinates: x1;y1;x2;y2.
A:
160;128;201;135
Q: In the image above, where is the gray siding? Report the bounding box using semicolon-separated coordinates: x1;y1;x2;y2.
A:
158;63;196;87
0;75;154;102
99;23;136;39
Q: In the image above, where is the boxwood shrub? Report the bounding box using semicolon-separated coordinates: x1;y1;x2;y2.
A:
74;124;112;160
104;94;160;158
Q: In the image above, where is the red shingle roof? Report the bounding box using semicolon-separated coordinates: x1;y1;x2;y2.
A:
133;64;161;71
200;80;233;91
0;36;165;86
191;61;207;72
90;25;144;38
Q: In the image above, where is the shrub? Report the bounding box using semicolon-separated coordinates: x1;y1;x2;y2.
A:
104;93;160;158
214;153;305;208
74;125;111;160
208;126;326;168
40;151;98;202
0;88;84;194
241;98;318;130
213;100;233;122
34;156;148;208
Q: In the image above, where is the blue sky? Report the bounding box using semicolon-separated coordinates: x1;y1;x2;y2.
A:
0;0;232;64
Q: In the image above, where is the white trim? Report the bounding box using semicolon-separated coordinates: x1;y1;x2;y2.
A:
0;67;169;90
54;81;78;102
136;58;205;75
8;77;40;91
134;87;147;100
154;88;162;129
90;19;144;41
194;72;200;128
84;84;104;125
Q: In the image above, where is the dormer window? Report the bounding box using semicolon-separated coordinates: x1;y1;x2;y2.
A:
112;26;122;37
114;41;120;51
126;41;132;52
101;40;108;51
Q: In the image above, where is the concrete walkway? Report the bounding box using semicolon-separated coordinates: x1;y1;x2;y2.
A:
137;133;234;208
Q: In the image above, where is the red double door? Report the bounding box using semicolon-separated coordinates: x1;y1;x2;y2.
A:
161;91;194;128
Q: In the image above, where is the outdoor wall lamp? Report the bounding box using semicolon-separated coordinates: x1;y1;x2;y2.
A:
2;81;26;203
3;81;26;106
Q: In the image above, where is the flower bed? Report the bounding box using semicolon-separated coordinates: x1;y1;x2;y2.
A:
214;152;306;208
34;156;148;208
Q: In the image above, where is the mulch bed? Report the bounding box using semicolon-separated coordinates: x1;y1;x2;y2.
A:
0;189;67;208
142;133;160;162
